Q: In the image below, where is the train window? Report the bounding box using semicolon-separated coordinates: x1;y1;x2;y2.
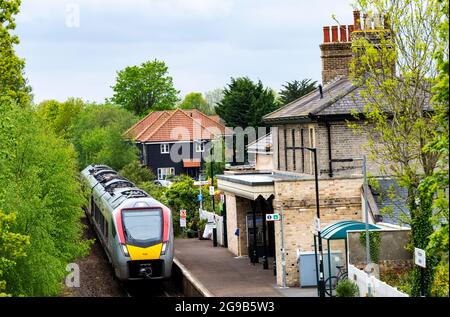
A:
122;209;162;246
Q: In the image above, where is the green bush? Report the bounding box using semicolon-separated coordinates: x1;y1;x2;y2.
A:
336;279;359;297
119;161;156;184
431;263;449;297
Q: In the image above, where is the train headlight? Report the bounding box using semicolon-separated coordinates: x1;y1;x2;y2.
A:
160;243;168;255
121;244;130;257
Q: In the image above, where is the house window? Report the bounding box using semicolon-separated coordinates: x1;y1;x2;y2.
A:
195;140;205;153
158;167;175;180
160;143;170;154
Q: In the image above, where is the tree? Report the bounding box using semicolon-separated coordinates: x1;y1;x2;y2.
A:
179;92;212;114
0;0;32;105
0;211;29;297
278;79;317;105
420;0;449;297
35;98;85;138
350;0;445;296
204;88;224;114
69;104;139;170
215;77;279;128
110;59;179;116
119;161;156;184
0;100;90;296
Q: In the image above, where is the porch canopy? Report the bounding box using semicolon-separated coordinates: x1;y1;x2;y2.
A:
314;220;380;297
216;173;275;200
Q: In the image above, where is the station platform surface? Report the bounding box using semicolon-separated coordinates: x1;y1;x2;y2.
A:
174;238;317;297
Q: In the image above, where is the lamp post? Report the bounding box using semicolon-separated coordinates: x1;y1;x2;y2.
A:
330;155;372;296
210;141;218;247
300;147;325;298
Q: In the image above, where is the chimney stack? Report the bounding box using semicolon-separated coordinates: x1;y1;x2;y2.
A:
320;22;354;84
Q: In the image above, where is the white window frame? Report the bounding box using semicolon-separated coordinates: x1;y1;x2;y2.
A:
195;140;205;153
308;126;316;174
157;167;175;180
160;143;170;154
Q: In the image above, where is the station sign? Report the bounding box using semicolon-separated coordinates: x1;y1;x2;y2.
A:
314;217;321;232
414;247;426;268
266;213;280;222
194;180;211;186
180;209;187;228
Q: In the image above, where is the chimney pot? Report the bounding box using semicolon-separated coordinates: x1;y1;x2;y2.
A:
340;25;347;42
353;10;361;30
331;26;339;42
348;25;354;41
323;26;330;43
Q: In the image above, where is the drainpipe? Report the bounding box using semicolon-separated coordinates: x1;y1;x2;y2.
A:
326;122;333;178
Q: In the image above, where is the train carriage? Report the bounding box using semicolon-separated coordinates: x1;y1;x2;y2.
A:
81;164;174;281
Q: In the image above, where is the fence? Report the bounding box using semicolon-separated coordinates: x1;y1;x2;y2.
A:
348;264;409;297
199;209;225;246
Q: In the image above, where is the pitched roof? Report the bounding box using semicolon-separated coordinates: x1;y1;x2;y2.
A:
263;77;364;123
124;109;230;143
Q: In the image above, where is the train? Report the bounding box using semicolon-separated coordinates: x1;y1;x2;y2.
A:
81;164;174;281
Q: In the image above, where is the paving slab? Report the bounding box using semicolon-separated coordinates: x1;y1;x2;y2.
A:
174;238;317;297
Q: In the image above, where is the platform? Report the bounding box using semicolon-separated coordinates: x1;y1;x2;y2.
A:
174;238;317;297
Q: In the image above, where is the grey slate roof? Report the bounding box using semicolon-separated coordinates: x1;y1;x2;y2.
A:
264;77;364;123
371;178;410;227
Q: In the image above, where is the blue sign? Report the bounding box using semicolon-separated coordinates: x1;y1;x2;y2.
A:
197;194;203;202
235;228;240;236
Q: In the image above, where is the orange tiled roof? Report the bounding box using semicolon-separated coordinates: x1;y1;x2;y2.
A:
124;109;229;143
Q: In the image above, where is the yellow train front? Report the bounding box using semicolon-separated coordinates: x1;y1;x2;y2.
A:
81;165;174;281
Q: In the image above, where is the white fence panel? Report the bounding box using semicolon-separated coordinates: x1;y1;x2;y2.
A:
348;264;409;297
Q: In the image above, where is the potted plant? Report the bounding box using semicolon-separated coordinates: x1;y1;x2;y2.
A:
336;279;359;297
197;218;207;239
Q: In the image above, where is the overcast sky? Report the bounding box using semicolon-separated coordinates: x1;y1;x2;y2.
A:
15;0;355;104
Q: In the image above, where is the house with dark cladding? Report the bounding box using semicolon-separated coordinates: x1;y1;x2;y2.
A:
124;109;229;180
217;10;410;288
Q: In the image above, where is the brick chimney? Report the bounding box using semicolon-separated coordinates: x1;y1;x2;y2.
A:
320;23;353;85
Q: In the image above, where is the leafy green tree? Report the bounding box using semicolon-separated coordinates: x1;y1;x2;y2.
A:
0;211;29;297
215;77;279;128
35;98;85;137
278;79;317;105
69;104;139;170
110;59;179;116
420;0;449;297
179;92;213;114
0;100;90;296
119;161;156;184
0;0;31;105
350;0;445;296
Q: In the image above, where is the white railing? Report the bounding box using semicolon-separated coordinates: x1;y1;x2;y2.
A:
348;264;409;297
199;209;224;246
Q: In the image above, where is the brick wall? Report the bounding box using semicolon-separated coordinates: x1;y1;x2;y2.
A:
273;177;363;287
276;121;382;178
225;193;251;256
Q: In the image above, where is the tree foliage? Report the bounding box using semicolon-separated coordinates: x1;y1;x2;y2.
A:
0;211;29;297
204;88;223;114
215;77;279;128
350;0;447;296
0;0;32;105
110;59;179;116
179;92;213;115
69;104;139;170
278;79;317;105
119;161;156;184
35;98;84;137
0;100;90;296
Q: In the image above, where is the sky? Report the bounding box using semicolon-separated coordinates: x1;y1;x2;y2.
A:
14;0;356;104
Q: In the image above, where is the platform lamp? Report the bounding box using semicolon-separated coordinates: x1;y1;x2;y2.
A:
299;146;326;298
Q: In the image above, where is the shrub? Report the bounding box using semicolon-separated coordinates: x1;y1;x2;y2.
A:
336;279;359;297
119;161;156;184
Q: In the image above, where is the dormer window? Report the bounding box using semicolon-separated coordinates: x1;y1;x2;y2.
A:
160;143;170;154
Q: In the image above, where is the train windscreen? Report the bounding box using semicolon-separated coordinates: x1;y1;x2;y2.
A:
122;209;162;246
